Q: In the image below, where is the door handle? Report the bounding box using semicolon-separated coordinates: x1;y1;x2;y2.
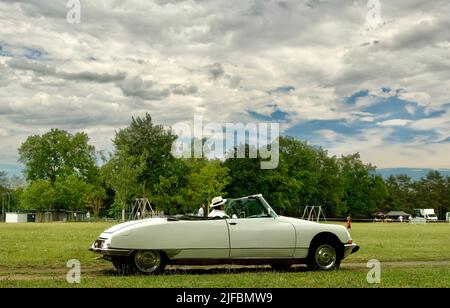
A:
229;222;238;225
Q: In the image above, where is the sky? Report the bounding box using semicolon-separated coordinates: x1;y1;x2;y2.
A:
0;0;449;175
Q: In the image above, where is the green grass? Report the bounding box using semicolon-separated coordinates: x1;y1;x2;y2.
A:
337;222;450;263
0;222;114;268
1;267;450;288
1;222;449;288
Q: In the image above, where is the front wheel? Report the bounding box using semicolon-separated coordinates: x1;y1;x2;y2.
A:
132;250;166;275
307;243;340;271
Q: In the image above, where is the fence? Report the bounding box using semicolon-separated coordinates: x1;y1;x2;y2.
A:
326;218;449;223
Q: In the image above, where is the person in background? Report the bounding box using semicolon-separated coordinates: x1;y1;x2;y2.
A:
408;215;413;224
346;215;352;229
399;215;403;223
197;204;205;217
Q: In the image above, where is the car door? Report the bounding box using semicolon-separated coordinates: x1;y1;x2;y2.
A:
226;198;296;258
161;219;230;260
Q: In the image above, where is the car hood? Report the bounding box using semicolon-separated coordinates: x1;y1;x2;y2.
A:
277;216;318;225
102;218;166;234
277;216;352;243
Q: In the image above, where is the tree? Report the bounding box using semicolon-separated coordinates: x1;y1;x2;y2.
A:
314;153;344;217
1;172;25;213
54;175;89;220
339;153;380;218
20;179;55;221
0;172;8;211
8;175;25;190
101;155;142;221
368;174;389;214
445;177;450;219
0;171;7;189
85;184;107;220
224;145;270;204
279;137;319;209
107;113;191;218
385;175;413;212
113;113;178;194
153;175;183;215
18;129;97;183
415;171;446;219
224;140;304;216
187;160;231;213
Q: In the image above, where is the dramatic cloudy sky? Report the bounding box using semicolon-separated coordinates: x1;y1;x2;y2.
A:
1;0;449;175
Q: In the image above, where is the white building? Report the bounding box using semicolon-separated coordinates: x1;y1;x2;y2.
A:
5;212;29;223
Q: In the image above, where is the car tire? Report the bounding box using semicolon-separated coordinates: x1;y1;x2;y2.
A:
307;241;341;271
132;250;167;275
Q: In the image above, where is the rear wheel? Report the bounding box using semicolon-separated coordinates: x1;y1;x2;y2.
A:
132;250;166;275
307;242;340;271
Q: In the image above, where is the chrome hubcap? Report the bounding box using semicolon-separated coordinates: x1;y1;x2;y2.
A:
134;250;161;273
315;245;336;270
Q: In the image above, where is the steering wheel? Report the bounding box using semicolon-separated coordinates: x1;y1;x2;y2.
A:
238;211;246;218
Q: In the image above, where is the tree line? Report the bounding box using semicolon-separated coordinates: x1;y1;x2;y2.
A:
1;113;449;220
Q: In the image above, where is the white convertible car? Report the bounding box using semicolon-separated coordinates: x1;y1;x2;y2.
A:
90;195;359;274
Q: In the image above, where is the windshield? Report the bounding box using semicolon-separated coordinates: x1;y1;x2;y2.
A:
224;196;276;219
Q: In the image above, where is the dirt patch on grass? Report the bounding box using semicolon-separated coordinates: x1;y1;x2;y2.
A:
1;260;450;282
342;260;450;269
0;264;112;274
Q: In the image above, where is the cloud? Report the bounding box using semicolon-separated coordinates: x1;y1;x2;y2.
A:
0;0;449;170
378;119;413;127
117;76;170;100
170;84;199;96
58;71;127;83
389;19;450;50
207;63;225;80
8;57;56;75
7;57;126;83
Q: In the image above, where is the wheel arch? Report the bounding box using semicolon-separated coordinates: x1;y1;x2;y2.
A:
308;232;344;261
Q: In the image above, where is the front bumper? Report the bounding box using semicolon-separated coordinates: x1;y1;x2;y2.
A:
89;246;133;257
89;238;132;257
343;243;360;259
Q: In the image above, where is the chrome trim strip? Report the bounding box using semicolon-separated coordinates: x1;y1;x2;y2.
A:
90;248;133;257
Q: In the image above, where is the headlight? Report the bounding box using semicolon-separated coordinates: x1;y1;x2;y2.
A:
93;238;111;249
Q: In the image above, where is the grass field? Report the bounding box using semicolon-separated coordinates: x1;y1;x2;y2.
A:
0;222;449;288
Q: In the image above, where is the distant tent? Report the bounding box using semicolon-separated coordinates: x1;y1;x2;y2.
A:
386;211;410;219
372;211;386;218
